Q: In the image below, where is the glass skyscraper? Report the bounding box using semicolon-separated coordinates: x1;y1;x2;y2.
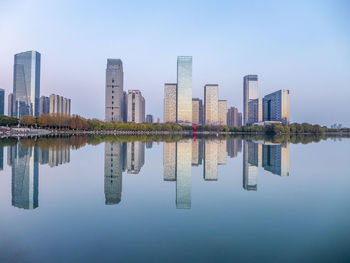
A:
105;59;124;122
13;51;41;118
243;75;258;125
262;89;290;124
177;56;192;124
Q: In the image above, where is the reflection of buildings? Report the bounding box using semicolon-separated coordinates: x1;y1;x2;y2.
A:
10;144;39;209
262;143;290;176
226;139;242;158
176;140;192;209
191;139;203;166
203;140;218;181
126;142;145;174
243;140;290;191
163;142;176;181
217;140;227;165
0;146;3;171
48;147;70;167
146;142;153;149
104;142;124;205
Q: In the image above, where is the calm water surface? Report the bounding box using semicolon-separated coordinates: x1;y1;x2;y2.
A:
0;136;349;263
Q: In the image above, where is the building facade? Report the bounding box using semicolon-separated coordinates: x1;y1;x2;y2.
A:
127;90;145;123
0;89;4;115
8;93;13;116
243;75;258;125
192;98;203;125
227;107;242;127
146;114;153;123
39;96;50;115
177;56;192;124
13;51;41;118
105;59;124;122
164;83;177;123
262;89;290;124
218;100;227;126
49;94;71;115
248;98;262;124
204;84;218;125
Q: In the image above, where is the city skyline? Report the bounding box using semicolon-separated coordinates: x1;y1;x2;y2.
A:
0;1;349;126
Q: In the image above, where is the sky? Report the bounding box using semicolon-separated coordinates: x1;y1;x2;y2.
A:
0;0;349;126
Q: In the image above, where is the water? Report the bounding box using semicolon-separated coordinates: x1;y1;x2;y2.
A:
0;135;349;263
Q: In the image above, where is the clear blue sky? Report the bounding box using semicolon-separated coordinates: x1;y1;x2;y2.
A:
0;0;349;126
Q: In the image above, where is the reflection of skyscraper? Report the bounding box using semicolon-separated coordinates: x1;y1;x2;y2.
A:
204;140;218;181
217;140;227;165
38;148;49;165
176;140;192;209
0;146;3;171
243;141;258;191
48;146;70;167
191;139;203;166
226;139;242;158
11;144;39;209
262;143;290;176
104;142;123;205
163;142;176;181
146;142;153;149
127;141;145;174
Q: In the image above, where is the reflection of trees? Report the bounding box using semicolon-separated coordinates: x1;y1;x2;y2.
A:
19;136;88;150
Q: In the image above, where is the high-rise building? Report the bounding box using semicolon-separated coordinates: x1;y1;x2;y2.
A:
13;51;41;118
243;75;258;125
0;89;4;115
39;96;50;115
177;56;192;124
263;89;290;124
164;83;177;123
227;107;242;127
8;93;13;116
218;100;227;126
122;91;127;122
192;98;203;125
248;98;262;124
49;94;71;115
127;90;145;123
146;114;153;123
204;84;219;125
105;59;124;122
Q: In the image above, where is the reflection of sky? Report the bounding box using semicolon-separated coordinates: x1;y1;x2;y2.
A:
0;139;349;262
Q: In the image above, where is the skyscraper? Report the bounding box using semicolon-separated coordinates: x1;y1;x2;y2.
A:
0;89;4;115
218;100;227;126
146;114;153;123
13;51;41;118
243;75;258;125
49;94;71;115
192;98;203;125
177;56;192;124
8;93;13;116
106;59;124;122
204;84;219;125
127;90;145;123
248;98;262;124
164;83;177;123
263;89;290;124
227;107;242;127
39;96;50;115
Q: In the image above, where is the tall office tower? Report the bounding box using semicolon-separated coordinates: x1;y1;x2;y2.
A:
126;141;145;174
164;83;177;123
0;89;4;115
127;90;145;123
11;144;39;209
243;140;259;191
248;98;262;124
227;107;239;127
263;89;290;124
13;51;41;118
217;140;227;165
122;91;127;122
104;142;123;205
204;140;218;180
66;98;71;116
163;142;176;181
39;96;50;115
176;140;192;209
105;59;124;122
262;143;290;176
218;100;227;126
243;75;258;125
177;56;192;124
146;114;153;123
192;98;203;125
237;112;242;127
8;93;13;116
204;84;219;125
